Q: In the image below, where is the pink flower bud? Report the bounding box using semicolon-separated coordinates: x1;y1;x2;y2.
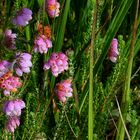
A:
108;38;119;63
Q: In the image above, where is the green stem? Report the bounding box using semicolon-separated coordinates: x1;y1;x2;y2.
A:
25;26;31;52
64;106;78;138
131;120;140;140
115;1;139;140
88;0;96;139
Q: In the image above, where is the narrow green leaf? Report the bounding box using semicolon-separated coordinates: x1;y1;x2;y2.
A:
55;0;71;51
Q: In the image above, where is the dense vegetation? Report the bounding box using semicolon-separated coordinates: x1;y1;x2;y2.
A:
0;0;140;140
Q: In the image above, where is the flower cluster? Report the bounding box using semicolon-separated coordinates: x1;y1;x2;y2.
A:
1;7;33;133
45;0;60;18
12;8;32;26
1;1;74;134
55;79;73;103
108;38;119;63
15;53;32;76
34;35;52;54
3;99;25;116
0;71;22;96
4;29;17;49
44;52;68;77
3;99;25;132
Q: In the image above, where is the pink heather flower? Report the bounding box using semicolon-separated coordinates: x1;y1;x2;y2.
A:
34;35;52;54
12;8;32;26
0;60;11;77
3;99;25;117
14;53;32;76
44;52;68;77
0;71;22;96
4;29;17;49
45;0;60;18
108;38;119;63
6;117;20;133
55;79;73;103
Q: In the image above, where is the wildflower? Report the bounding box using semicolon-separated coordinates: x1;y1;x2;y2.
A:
37;24;52;39
0;71;22;96
6;116;20;133
0;60;11;77
15;53;32;76
3;29;17;49
55;79;73;103
44;52;68;77
34;35;52;54
12;8;32;26
45;0;60;18
3;99;25;117
108;38;119;63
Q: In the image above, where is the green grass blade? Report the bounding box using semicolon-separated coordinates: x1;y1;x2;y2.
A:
55;0;71;52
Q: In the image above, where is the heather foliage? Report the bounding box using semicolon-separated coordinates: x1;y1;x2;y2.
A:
0;0;140;140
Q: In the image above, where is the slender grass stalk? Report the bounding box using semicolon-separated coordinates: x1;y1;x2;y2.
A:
54;0;71;51
115;1;139;140
88;0;96;139
64;106;78;138
115;96;131;140
79;91;88;114
25;26;31;52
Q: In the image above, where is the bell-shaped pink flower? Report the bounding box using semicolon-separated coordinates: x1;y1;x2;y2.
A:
55;79;73;103
108;38;119;63
15;53;32;76
12;8;32;26
44;52;68;77
3;29;17;49
3;99;25;117
6;117;20;133
34;35;52;54
45;0;60;18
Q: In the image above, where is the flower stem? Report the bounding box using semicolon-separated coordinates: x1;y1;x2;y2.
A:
88;0;97;140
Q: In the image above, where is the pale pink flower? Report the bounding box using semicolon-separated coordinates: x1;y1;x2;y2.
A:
15;53;32;76
34;35;52;54
108;38;119;63
6;117;20;133
12;8;32;26
3;99;25;117
44;52;68;77
55;79;73;103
